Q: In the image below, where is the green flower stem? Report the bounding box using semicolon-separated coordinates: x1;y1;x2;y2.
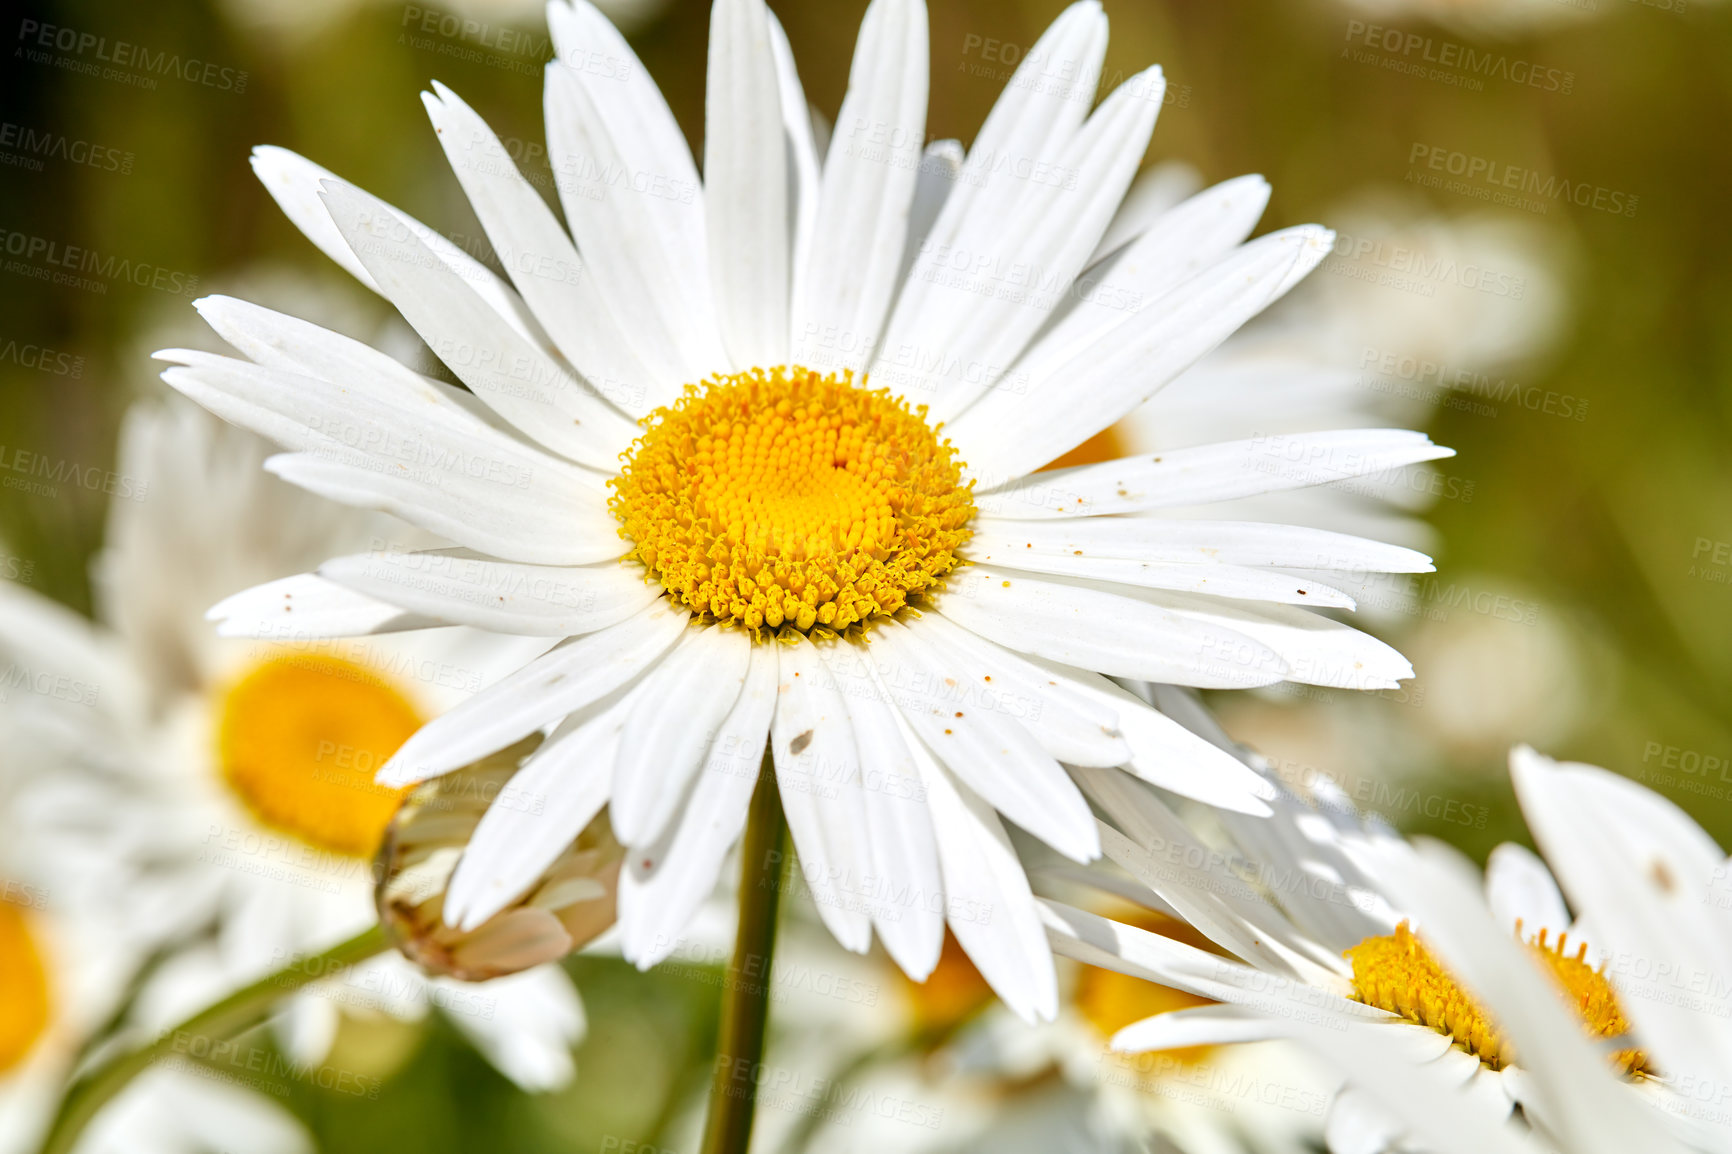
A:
38;924;389;1154
700;749;787;1154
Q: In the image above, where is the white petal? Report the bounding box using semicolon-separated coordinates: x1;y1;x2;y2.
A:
249;145;546;348
1104;585;1416;691
1484;842;1570;942
192;294;446;407
881;1;1107;374
960;551;1356;609
1014;657;1278;814
1323;1087;1409;1154
766;10;820;318
815;643;947;979
320;180;639;467
445;697;627;931
889;139;962;305
378;601;688;787
618;642;776;968
951;225;1335;484
543;2;725;388
966;515;1436;573
976;429;1454;518
869;619;1098;862
900;609;1130;768
1020;174;1270;386
1280;1020;1538;1154
923;67;1167;424
705;0;789;367
1040;899;1374;1021
422;82;657;416
1075;767;1340;985
789;0;928;375
208;573;439;638
770;634;873;952
250;145;385;294
898;707;1057;1023
1110;1003;1284;1052
1086;160;1205;266
612;625;752;846
936;566;1289;689
156;352;620;566
270;450;620;567
319;550;657;637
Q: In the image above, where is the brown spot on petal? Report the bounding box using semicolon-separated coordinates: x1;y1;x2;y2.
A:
790;730;814;756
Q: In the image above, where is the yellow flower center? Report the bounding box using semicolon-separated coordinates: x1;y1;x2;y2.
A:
0;901;51;1073
1346;920;1647;1074
215;652;423;858
609;366;975;638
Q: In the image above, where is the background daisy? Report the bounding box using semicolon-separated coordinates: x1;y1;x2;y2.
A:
0;397;589;1140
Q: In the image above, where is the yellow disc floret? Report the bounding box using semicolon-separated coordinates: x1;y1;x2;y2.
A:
0;901;51;1074
1346;920;1647;1075
216;652;423;858
610;366;975;638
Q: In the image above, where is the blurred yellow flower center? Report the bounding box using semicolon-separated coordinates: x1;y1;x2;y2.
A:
0;902;51;1073
1078;912;1219;1067
1347;920;1647;1074
216;653;422;858
901;932;994;1034
609;366;975;638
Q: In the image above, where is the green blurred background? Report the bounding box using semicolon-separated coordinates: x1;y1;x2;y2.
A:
3;0;1730;1146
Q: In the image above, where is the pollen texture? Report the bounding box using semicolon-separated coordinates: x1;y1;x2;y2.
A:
609;366;975;638
1347;920;1647;1074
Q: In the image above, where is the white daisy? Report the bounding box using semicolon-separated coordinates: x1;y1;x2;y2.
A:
0;795;128;1154
1043;708;1725;1152
156;0;1451;1020
0;399;588;1106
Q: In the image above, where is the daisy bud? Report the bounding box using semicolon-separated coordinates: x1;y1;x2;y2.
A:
375;736;621;980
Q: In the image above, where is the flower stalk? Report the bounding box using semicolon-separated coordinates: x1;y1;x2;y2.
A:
37;925;389;1154
699;750;786;1154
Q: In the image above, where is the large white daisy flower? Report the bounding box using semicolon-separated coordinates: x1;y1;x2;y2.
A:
0;400;587;1104
1045;707;1727;1152
156;0;1451;1020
